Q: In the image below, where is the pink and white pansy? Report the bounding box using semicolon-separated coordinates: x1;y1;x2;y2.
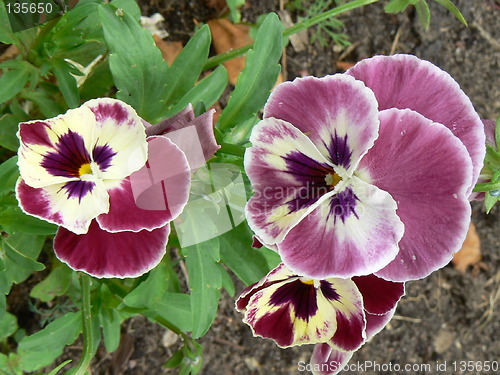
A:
236;263;404;370
16;98;192;278
245;54;484;282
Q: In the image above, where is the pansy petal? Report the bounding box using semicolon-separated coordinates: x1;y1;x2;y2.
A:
365;307;396;341
245;117;335;245
310;343;354;375
54;221;170;278
483;119;496;147
84;98;148;180
357;108;472;282
310;343;353;375
236;263;299;312
97;136;190;232
347;54;485;194
323;278;366;351
144;103;195;133
264;74;379;174
17;108;96;188
239;265;365;349
278;176;404;279
16;178;109;235
147;106;219;169
352;275;405;315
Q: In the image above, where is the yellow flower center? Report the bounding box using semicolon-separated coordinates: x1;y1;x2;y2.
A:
78;163;92;176
325;172;342;187
301;279;315;285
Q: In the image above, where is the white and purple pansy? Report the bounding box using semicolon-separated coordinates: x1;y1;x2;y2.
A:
245;54;484;282
236;263;404;357
16;98;192;278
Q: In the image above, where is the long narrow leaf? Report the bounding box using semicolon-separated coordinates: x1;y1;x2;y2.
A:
433;0;467;26
0;68;30;103
163;25;211;107
217;13;282;131
51;59;80;108
165;65;228;118
182;238;222;338
98;4;169;122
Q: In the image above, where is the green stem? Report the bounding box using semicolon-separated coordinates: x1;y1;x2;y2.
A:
203;0;379;70
73;273;94;375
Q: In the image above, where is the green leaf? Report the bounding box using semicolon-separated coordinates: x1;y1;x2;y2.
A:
155;293;193;332
21;90;65;118
0;205;58;235
0;295;5;321
219;222;274;285
79;58;114;101
485;191;500;214
0;2;16;44
123;262;172;308
227;0;245;23
163;349;184;369
30;264;73;302
0;157;19;195
432;0;467;26
51;59;80;108
384;0;411;13
220;266;235;297
182;238;222;338
217;13;282;131
99;307;122;352
18;312;82;372
163;25;211;106
110;0;141;21
98;3;169;122
0;233;45;295
0;312;17;340
415;0;431;29
165;65;228;118
0;67;30;103
47;360;72;375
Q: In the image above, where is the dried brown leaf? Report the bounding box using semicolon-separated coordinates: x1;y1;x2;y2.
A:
452;222;481;273
0;45;20;63
208;18;252;85
153;34;183;66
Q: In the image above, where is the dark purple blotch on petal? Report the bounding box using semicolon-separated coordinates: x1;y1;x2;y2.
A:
92;144;116;172
283;151;333;212
253;306;294;347
41;130;90;178
320;280;340;301
324;130;352;169
270;279;318;320
329;187;359;223
62;180;95;201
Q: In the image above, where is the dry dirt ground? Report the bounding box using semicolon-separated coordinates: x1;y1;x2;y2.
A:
20;0;500;374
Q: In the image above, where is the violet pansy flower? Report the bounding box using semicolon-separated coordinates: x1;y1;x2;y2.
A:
245;54;484;282
16;98;192;278
236;263;404;364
